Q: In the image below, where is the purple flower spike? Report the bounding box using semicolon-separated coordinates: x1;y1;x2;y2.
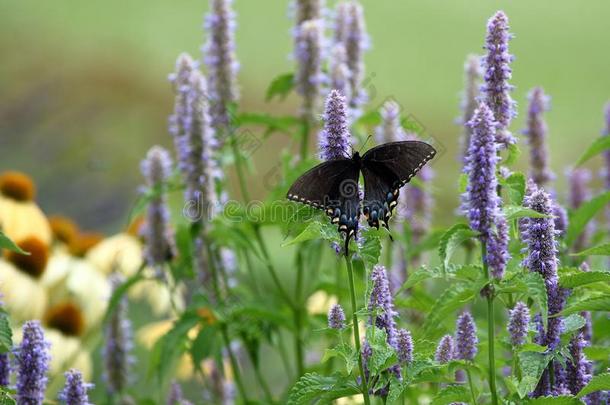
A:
333;1;349;44
294;0;323;25
482;11;516;147
396;329;413;364
319;90;351;161
458;54;482;163
455;312;478;361
566;332;591;396
59;369;93;405
553;202;569;237
344;1;369;111
203;0;239;133
375;100;407;144
463;102;509;278
368;265;399;350
0;353;9;387
103;275;134;395
295;19;325;121
435;334;454;364
328;304;346;329
168;53;196;143
522;184;565;351
524;87;554;187
141;146;175;272
16;320;50;405
567;168;593;253
507;301;530;347
329;44;351;103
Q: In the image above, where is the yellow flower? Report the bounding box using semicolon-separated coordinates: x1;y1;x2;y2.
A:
0;171;51;244
306;290;338;315
0;237;49;322
48;215;79;248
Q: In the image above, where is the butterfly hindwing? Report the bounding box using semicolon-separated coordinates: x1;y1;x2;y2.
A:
361;141;436;229
287;159;361;238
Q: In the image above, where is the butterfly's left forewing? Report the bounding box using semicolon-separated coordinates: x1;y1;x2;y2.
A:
287;159;361;237
361;141;436;229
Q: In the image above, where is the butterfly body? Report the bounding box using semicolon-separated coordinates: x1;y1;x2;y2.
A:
287;141;436;254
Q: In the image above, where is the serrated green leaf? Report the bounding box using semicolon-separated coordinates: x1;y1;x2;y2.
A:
561;314;586;335
576;135;610;166
500;172;526;205
0;315;12;354
282;221;336;247
571;243;610;256
358;228;382;269
366;327;397;375
559;296;610;316
430;385;470;405
0;388;16;405
322;343;356;374
236;112;299;136
265;73;294;102
518;351;551;398
502;272;548;328
577;373;610;398
560;271;610;288
287;373;359;405
566;192;610;247
438;224;478;270
503;143;522;167
526;395;584;404
0;231;28;255
504;205;549;221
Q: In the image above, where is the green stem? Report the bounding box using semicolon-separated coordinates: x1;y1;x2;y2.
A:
278;331;294;381
247;349;274;404
345;253;371;405
482;243;499;405
466;368;477;404
220;325;249;402
294;250;305;377
300;118;310;160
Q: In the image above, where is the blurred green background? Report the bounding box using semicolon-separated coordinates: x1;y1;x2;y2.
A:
2;0;609;233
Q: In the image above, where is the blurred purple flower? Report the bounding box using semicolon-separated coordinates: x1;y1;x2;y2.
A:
319;90;351;161
329;44;351;103
375;100;407;144
455;312;478;361
203;0;240;133
103;275;134;395
368;265;399;350
507;301;530;347
566;331;591;396
328;304;346;329
435;334;454;364
567;168;593;253
553;201;569;237
295;19;325;121
524;87;554;187
59;369;93;405
482;11;516;147
141;146;175;272
0;353;9;387
167;381;185;405
16;320;50;405
333;1;349;44
344;1;369;111
396;329;413;364
458;54;482;163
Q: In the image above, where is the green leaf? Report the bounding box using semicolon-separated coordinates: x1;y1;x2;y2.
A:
500;171;526;205
0;388;16;405
576;135;610;166
518;351;552;398
357;228;383;269
571;243;610;256
503;205;549;221
430;385;470;405
103;270;145;323
584;345;610;361
525;395;584;404
287;373;360;405
321;343;356;374
282;221;338;246
501;272;548;328
0;314;12;354
560;271;610;288
560;296;610;316
503;143;522;167
577;373;610;398
0;231;28;255
366;327;397;375
438;224;478;270
190;325;220;369
265;73;294;102
566;192;610;247
561;314;586;335
236;112;299;135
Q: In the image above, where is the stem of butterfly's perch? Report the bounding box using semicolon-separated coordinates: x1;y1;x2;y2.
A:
344;251;371;405
482;242;499;405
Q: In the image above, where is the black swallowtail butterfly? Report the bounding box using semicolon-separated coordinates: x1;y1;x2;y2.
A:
287;141;436;254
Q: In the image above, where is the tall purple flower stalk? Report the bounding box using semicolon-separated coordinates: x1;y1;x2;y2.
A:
16;321;50;405
319;90;351;161
458;54;482;163
103;275;134;395
463;102;509;278
455;312;478;361
329;44;351;103
567;168;593;253
0;353;9;386
343;1;368;111
482;11;516;147
333;1;349;44
507;301;530;347
58;369;93;405
435;335;454;364
141;146;175;272
203;0;239;134
566;331;591;396
368;265;399;349
293;0;323;27
396;329;413;364
524;87;554;187
295;19;325;121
